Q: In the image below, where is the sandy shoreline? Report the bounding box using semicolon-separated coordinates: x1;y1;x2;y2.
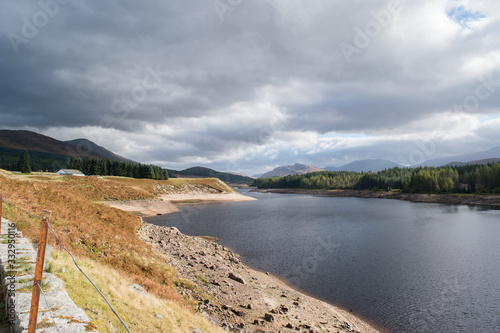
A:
105;192;256;217
139;222;383;333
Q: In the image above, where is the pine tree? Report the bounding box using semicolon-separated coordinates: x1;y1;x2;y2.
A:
17;150;32;173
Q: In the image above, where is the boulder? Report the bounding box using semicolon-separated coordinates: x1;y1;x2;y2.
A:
228;272;246;284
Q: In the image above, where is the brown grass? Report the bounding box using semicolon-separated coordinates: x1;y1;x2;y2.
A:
0;172;195;314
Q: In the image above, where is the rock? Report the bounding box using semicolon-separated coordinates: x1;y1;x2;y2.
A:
228;272;246;284
285;322;294;329
154;313;163;319
232;309;245;317
264;313;275;323
293;301;299;306
127;283;148;296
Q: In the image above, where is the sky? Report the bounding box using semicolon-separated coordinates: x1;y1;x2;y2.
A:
1;0;500;175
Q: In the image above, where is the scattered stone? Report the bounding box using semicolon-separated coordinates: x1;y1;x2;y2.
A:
228;272;246;284
232;309;245;317
264;313;275;323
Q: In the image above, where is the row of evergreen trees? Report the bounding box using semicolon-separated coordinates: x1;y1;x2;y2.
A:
68;157;169;180
253;163;500;194
1;150;169;180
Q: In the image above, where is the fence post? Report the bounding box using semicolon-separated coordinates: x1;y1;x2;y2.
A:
0;193;3;233
28;210;51;333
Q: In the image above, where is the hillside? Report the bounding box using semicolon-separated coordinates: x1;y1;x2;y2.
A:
0;130;101;158
260;163;325;178
66;138;135;163
0;130;134;172
420;146;500;167
0;171;233;332
325;159;403;173
445;158;500;167
167;166;254;184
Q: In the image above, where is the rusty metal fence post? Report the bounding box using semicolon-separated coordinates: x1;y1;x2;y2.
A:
28;210;51;333
0;193;3;234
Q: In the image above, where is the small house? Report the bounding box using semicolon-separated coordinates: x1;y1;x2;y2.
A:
56;169;85;176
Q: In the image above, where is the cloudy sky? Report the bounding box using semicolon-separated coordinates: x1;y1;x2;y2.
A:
1;0;500;175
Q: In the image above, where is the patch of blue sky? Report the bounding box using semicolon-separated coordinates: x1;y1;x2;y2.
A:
478;113;500;123
446;5;485;30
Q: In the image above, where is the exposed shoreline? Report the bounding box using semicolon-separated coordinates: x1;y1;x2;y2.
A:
252;188;500;208
105;192;256;217
139;222;383;333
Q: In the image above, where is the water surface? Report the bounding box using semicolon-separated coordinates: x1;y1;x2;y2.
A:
146;189;500;332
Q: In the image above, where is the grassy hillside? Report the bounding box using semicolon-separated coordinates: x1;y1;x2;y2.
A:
0;170;225;332
0;130;101;158
0;130;135;172
0;147;70;171
167;166;254;185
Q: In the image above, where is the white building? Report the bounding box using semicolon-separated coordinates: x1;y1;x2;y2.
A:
56;169;85;176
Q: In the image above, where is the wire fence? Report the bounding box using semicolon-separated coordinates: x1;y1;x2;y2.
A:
1;196;131;333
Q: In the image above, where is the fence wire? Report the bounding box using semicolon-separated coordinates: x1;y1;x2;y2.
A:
1;198;132;333
18;258;60;333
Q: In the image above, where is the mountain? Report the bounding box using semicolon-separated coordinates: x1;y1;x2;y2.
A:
445;158;500;167
325;159;403;173
260;163;325;178
65;139;135;163
166;166;255;184
0;130;102;158
420;146;500;167
0;130;134;171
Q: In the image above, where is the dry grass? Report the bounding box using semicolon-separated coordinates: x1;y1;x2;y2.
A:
0;170;230;332
50;249;224;333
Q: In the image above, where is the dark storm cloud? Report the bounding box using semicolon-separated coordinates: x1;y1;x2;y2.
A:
1;0;500;173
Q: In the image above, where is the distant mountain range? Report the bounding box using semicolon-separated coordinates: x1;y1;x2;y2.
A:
259;163;325;178
0;130;132;162
444;158;500;167
325;159;402;173
166;166;255;184
0;130;134;171
257;147;500;178
419;146;500;167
